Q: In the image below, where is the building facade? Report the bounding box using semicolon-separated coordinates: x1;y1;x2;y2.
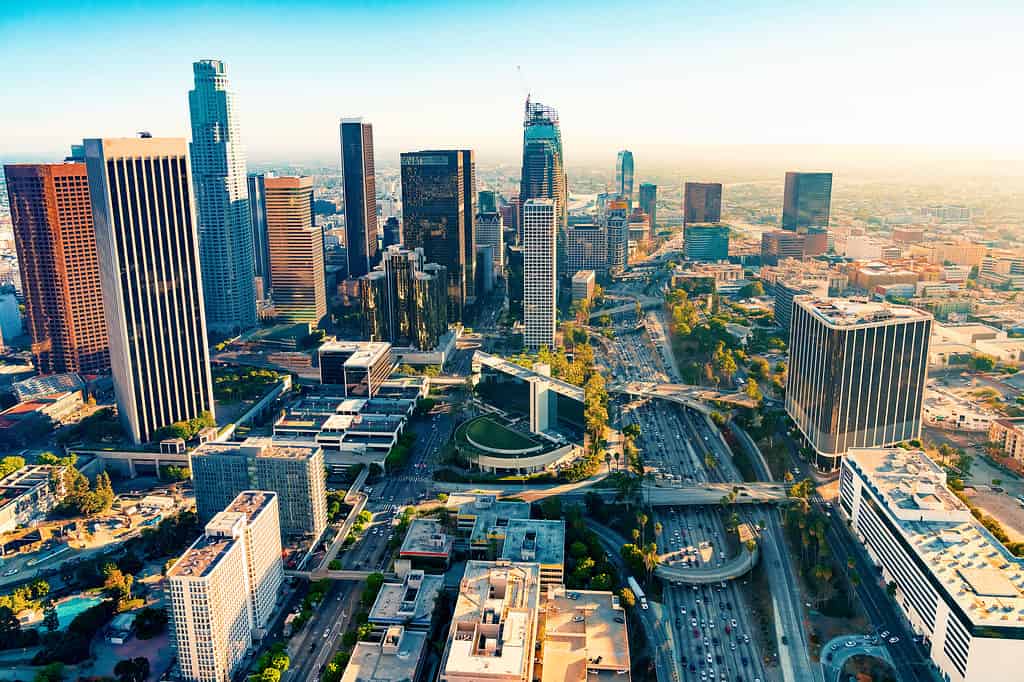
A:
3;162;110;374
786;298;932;470
460;149;477;303
360;246;449;351
523;199;556;351
319;340;395;396
566;223;607;275
782;171;832;233
339;118;378;278
476;211;504;273
401;150;468;321
507;246;524;322
264;176;326;324
615;150;634;205
84;136;214;444
638;182;657;231
520;98;567;231
478;190;497;213
683;182;722;225
605;200;629;274
683;223;729;262
188;60;257;334
246;173;270;295
761;230;806;266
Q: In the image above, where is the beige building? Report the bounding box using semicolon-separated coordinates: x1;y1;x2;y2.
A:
541;586;631;681
265;176;326;323
571;270;595;302
341;626;426;682
989;418;1024;463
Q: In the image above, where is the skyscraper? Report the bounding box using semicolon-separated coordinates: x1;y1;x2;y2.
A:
360;245;449;351
761;230;806;265
4;162;110;374
475;212;504;273
786;297;931;471
683;224;730;262
264;176;326;324
566;223;608;275
339;117;378;278
683;182;722;225
520;98;566;231
523;199;556;351
460;150;477;303
400;150;467;321
638;182;657;232
382;216;402;250
478;190;497;214
247;173;270;296
188;60;257;334
84;136;215;444
782;172;832;232
605;199;629;274
615;150;634;204
507;246;524;322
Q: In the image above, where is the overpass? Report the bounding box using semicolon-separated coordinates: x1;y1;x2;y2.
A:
588;295;662;321
286;569;397;581
610;381;759;413
655;545;758;584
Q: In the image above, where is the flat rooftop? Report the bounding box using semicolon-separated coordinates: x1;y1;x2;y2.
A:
194;437;321;460
500;519;566;568
441;561;541;681
320;340;392;369
399;518;454;558
341;626;425;682
847;448;1024;627
448;495;533;546
796;297;931;328
542;587;630;682
226;490;276;522
473;351;585;403
168;534;237;579
369;571;444;625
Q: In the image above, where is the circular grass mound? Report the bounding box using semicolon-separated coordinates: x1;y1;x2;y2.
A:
455;416;544;456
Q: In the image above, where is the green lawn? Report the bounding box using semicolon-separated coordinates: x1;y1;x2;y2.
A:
459;417;538;451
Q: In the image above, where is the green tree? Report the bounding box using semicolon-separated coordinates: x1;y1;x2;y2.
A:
618;587;636;609
103;563;133;606
43;600;59;632
34;663;64;682
114;658;149;682
0;456;25;478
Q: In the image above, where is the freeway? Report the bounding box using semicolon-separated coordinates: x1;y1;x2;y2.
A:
654;544;758;584
610;381;759;411
286;581;360;682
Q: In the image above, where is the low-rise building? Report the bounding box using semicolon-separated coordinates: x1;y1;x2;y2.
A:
446;494;532;555
541;586;631;681
369;569;444;630
318;341;395;397
839;448;1024;682
0;465;66;534
398;518;454;567
988;418;1024;464
500;519;565;586
341;626;427;682
571;270;595;303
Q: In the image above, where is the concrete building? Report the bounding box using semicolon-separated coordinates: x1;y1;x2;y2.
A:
398;518;454;567
638;182;657;232
604;200;629;275
438;560;542;682
786;298;932;470
167;531;251;682
83;136;214;444
341;626;427;682
761;230;806;266
978;254;1024;290
318;340;394;397
683;223;729;262
339;118;378;278
369;569;444;630
265;176;326;324
840;448;1024;682
988;418;1024;464
566;223;607;275
247;173;271;296
188;60;257;334
683;182;722;225
542;586;631;681
523;199;556;351
499;518;566;585
191;438;327;538
571;270;595;303
0;465;66;534
3;162;110;374
476;211;504;273
204;491;284;633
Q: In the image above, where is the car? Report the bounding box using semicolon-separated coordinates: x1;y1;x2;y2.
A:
730;619;737;628
322;630;330;639
888;636;900;644
614;616;625;624
706;654;712;664
880;630;890;639
2;569;18;577
844;640;856;648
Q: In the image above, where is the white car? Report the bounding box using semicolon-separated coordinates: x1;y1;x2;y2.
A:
2;568;18;577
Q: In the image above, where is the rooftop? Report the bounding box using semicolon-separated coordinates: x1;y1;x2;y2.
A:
341;626;426;682
473;351;585;403
500;519;566;568
448;494;533;546
399;518;454;558
168;534;238;579
847;448;1024;627
226;490;276;522
369;570;444;626
193;437;322;461
542;587;630;682
796;297;931;328
319;340;392;369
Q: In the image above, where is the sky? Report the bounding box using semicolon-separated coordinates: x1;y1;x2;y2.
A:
2;1;1023;168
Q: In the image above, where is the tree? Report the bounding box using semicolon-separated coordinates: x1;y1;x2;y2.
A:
885;581;898;597
34;663;64;682
43;600;59;632
569;541;589;560
114;658;150;682
103;563;133;606
618;587;636;609
133;607;168;639
744;380;763;403
260;670;281;682
0;456;25;478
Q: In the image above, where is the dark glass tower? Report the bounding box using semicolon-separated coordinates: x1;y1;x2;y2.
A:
359;245;448;351
519;98;566;231
782;172;832;232
684;182;722;224
478;190;497;213
339;117;378;278
615;150;634;204
460;149;477;303
247;172;270;293
400;150;467;321
638;182;657;231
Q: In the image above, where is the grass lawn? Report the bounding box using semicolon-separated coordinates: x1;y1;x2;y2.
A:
459;416;539;451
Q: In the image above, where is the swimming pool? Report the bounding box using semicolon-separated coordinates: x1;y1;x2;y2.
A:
55;594;104;628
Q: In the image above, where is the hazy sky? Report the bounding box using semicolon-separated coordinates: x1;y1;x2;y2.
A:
3;1;1022;167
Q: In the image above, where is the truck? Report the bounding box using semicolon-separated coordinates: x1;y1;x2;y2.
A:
627;576;649;610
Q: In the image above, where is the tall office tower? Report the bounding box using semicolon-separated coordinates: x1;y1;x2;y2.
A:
683;224;730;262
3;163;110;374
191;438;328;538
459;150;477;303
400;150;467;321
786;298;932;471
84;137;215;444
782;171;832;233
566;223;608;275
382;216;402;250
167;525;251;682
638;182;657;232
205;491;284;631
478;190;497;214
264;176;326;323
188;60;257;334
761;230;806;266
475;212;504;273
360;245;449;351
500;202;518;246
523;199;556;351
507;246;524;322
615;150;634;205
339;117;378;277
246;173;270;295
519;98;567;231
683;182;723;225
605;199;629;274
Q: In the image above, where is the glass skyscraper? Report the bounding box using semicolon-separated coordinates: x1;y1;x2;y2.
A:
684;182;723;225
615;150;634;204
188;59;257;334
782;172;832;232
638;182;657;231
340;117;379;278
360;245;449;351
519;98;567;231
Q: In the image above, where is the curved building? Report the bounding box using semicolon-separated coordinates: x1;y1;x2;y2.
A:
519;98;566;231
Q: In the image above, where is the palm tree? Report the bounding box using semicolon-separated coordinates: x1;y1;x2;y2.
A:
637;513;648;547
654;521;663;539
642;542;660;580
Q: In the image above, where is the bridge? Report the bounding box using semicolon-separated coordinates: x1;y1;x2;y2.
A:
588;295;662;321
609;381;758;413
286;569;397;581
654;545;758;584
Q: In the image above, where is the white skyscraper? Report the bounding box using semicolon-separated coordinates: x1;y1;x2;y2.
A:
84;136;215;444
475;211;504;273
523;199;556;351
605;199;629;274
189;60;257;333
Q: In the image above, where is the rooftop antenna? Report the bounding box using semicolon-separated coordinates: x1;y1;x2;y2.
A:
517;65;530;107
